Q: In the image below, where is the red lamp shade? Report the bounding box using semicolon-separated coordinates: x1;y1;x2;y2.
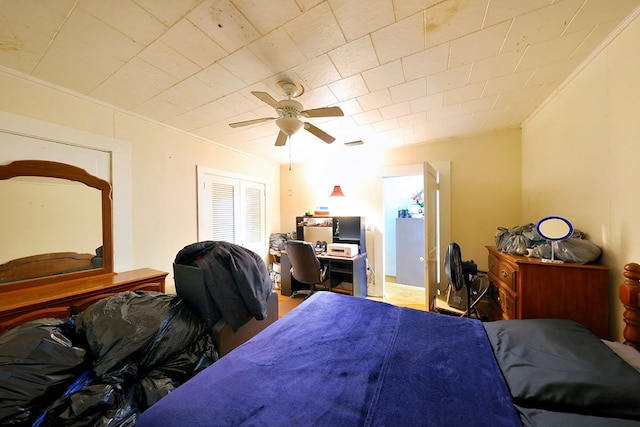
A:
329;185;345;197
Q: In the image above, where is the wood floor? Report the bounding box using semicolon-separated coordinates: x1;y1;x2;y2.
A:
277;276;426;318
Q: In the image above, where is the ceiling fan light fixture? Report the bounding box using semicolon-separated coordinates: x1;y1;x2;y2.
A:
276;116;304;136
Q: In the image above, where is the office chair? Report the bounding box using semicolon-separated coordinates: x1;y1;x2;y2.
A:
285;240;328;299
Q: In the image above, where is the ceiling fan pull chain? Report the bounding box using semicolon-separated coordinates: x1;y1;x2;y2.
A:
288;135;292;171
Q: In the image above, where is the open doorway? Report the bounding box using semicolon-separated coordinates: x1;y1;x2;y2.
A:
381;174;426;310
378;162;450;310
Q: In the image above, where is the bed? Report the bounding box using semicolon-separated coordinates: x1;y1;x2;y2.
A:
138;263;640;427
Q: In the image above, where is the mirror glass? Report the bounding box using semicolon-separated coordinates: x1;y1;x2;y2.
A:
536;216;573;241
0;160;113;287
0;176;102;282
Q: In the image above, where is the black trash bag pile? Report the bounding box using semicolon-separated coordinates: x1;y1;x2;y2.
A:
0;318;87;426
0;291;216;427
495;224;602;263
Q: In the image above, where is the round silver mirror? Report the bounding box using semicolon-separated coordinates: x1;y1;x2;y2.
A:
536;216;573;262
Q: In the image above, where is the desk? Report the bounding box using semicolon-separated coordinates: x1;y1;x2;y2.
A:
280;252;368;297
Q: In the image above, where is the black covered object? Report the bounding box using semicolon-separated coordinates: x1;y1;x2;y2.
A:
32;291;216;426
74;290;210;378
174;241;273;331
0;318;87;426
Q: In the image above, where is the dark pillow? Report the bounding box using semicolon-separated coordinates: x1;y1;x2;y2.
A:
484;319;640;420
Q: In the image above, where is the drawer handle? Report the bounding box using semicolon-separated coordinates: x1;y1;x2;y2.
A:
489;260;495;269
501;269;508;278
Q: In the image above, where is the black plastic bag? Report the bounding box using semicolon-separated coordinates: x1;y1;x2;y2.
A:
0;318;87;426
34;367;139;427
74;291;206;378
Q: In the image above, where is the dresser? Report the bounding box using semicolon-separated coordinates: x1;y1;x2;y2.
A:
486;246;609;339
0;269;168;332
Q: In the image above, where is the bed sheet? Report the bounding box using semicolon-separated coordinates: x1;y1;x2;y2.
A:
138;292;520;426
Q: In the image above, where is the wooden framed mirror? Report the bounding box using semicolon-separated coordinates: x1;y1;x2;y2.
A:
0;160;114;290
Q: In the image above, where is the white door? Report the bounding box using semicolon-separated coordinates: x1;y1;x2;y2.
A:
423;162;439;310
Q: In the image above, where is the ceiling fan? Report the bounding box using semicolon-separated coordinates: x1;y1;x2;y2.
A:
228;81;344;146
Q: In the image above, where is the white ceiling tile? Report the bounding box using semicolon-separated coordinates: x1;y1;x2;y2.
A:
357;88;392;110
394;0;440;20
401;44;449;81
570;20;618;58
427;64;472;95
133;0;201;26
362;60;404;92
33;37;124;94
79;0;166;45
423;0;486;48
195;64;245;99
285;2;346;58
159;19;227;68
379;101;411;120
427;104;461;121
449;21;511;68
501;0;583;52
372;118;399;132
233;0;301;35
155;76;221;112
297;85;340;109
329;0;394;41
187;0;260;53
458;95;497;114
492;85;543;110
565;0;640;35
90;57;177;109
138;41;200;80
410;93;444;112
60;8;143;61
293;55;342;89
218;48;274;85
248;28;307;73
483;69;535;97
0;0;77;72
525;56;585;87
516;30;587;71
443;82;485;105
397;111;427;128
133;94;189;122
483;0;552;27
295;0;324;12
336;99;363;115
328;36;379;78
372;12;424;64
468;50;522;84
389;78;427;103
353;110;382;125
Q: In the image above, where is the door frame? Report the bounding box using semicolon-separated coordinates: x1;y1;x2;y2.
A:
377;161;450;299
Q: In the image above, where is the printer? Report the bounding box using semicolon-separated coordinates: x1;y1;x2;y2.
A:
326;243;359;258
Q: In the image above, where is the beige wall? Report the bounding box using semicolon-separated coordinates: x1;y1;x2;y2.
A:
0;70;281;293
280;128;522;296
522;14;640;341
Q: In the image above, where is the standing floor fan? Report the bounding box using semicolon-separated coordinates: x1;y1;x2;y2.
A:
444;242;488;318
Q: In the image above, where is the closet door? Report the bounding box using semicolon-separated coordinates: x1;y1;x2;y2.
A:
197;167;266;258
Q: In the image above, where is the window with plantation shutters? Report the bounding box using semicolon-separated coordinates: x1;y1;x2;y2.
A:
197;166;266;258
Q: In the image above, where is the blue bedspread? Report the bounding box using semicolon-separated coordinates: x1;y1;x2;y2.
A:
137;292;521;426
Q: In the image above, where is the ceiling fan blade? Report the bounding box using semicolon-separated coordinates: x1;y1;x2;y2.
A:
275;130;288;146
228;117;275;128
251;91;281;109
301;106;344;118
303;122;335;144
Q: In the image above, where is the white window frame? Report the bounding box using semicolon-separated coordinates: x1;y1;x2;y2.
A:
196;166;267;259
